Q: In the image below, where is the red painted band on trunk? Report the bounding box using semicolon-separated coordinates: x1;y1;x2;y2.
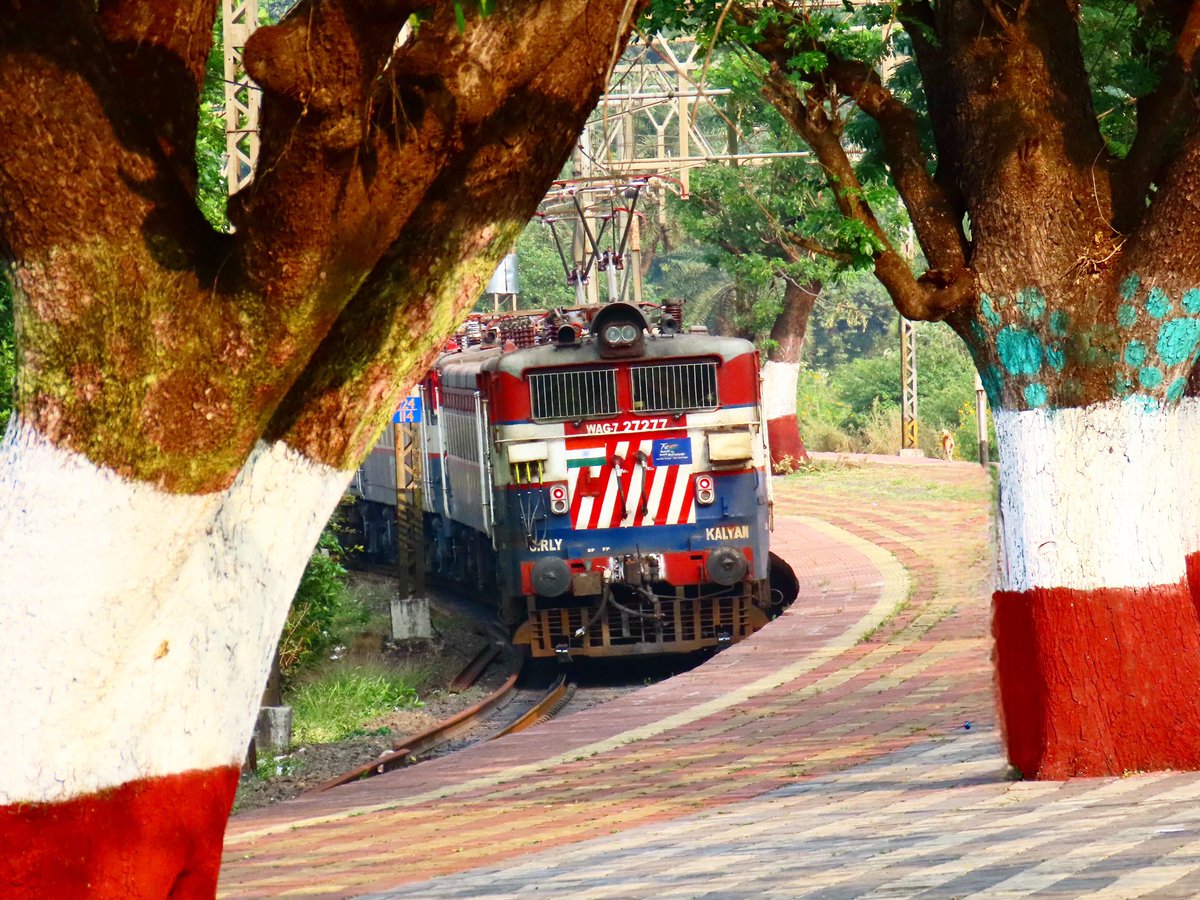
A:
767;415;808;466
1187;551;1200;618
0;765;239;899
994;583;1200;779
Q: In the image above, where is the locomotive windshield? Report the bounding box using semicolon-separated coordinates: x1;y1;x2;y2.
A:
529;367;618;421
631;360;718;413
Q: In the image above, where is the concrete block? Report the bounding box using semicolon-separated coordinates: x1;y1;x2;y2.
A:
392;596;432;640
255;705;292;753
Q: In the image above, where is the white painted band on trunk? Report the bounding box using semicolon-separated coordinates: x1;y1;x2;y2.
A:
762;360;800;421
0;419;350;804
994;398;1200;593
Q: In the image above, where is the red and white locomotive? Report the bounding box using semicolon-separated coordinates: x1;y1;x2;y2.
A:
359;301;790;659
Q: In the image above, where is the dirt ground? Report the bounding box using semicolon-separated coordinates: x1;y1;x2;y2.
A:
232;572;512;814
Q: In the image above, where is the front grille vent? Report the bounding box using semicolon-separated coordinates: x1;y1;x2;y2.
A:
529;368;618;422
631;361;718;414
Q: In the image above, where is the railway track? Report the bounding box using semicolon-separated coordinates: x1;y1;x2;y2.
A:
312;662;575;792
310;573;709;795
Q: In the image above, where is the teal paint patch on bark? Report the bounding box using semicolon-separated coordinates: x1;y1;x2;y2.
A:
1184;288;1200;315
968;319;988;345
1118;304;1138;328
996;326;1043;375
1023;383;1048;408
1115;373;1134;396
981;365;1003;406
1168;377;1189;402
1120;274;1141;302
1147;287;1172;319
980;294;1002;327
1156;318;1200;366
1015;287;1046;321
1045;344;1065;371
1139;366;1164;389
1124;339;1148;367
1049;310;1068;337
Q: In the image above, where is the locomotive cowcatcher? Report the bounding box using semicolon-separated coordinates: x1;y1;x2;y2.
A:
360;301;784;659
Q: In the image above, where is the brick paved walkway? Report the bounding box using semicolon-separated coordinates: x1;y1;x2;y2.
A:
222;458;1200;899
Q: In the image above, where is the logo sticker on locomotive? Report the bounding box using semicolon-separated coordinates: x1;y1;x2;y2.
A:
704;525;749;541
652;438;692;465
529;538;564;552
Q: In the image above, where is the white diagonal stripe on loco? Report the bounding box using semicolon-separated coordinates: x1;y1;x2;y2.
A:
995;398;1200;593
624;439;653;524
666;465;693;525
642;463;667;525
0;419;348;804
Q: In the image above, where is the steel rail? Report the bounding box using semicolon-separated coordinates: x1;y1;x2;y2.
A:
489;675;575;739
449;643;502;693
310;669;520;792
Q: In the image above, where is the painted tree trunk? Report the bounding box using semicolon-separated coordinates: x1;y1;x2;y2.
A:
0;2;641;889
0;418;349;896
991;398;1200;779
762;360;806;467
763;279;816;467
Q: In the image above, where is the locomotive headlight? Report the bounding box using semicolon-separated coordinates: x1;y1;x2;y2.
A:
549;483;570;515
694;473;716;506
620;323;639;342
604;324;625;344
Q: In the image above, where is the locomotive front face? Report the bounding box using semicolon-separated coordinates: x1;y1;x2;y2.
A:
481;322;774;659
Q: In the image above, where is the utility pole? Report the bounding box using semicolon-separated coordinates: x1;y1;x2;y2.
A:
222;0;259;197
899;225;922;457
975;372;990;466
391;395;432;641
899;317;921;456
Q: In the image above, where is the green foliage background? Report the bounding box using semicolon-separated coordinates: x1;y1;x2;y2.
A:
798;322;994;461
278;526;367;681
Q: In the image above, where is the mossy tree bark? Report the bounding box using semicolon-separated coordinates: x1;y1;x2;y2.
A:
722;0;1200;776
0;1;641;893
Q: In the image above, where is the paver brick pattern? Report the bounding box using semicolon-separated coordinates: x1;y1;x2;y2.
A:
221;459;1003;898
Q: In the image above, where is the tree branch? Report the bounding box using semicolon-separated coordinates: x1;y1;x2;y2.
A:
897;1;968;239
96;0;219;193
823;57;970;271
1116;1;1200;231
1122;120;1200;291
731;3;970;301
780;232;853;264
756;56;971;321
260;0;645;469
225;2;608;345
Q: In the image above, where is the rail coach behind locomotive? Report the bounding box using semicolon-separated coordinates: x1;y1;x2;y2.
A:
395;300;790;660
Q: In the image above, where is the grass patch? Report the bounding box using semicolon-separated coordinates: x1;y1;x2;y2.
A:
782;459;993;504
288;661;425;745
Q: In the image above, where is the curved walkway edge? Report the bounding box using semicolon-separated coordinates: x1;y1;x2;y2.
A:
221;461;998;898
